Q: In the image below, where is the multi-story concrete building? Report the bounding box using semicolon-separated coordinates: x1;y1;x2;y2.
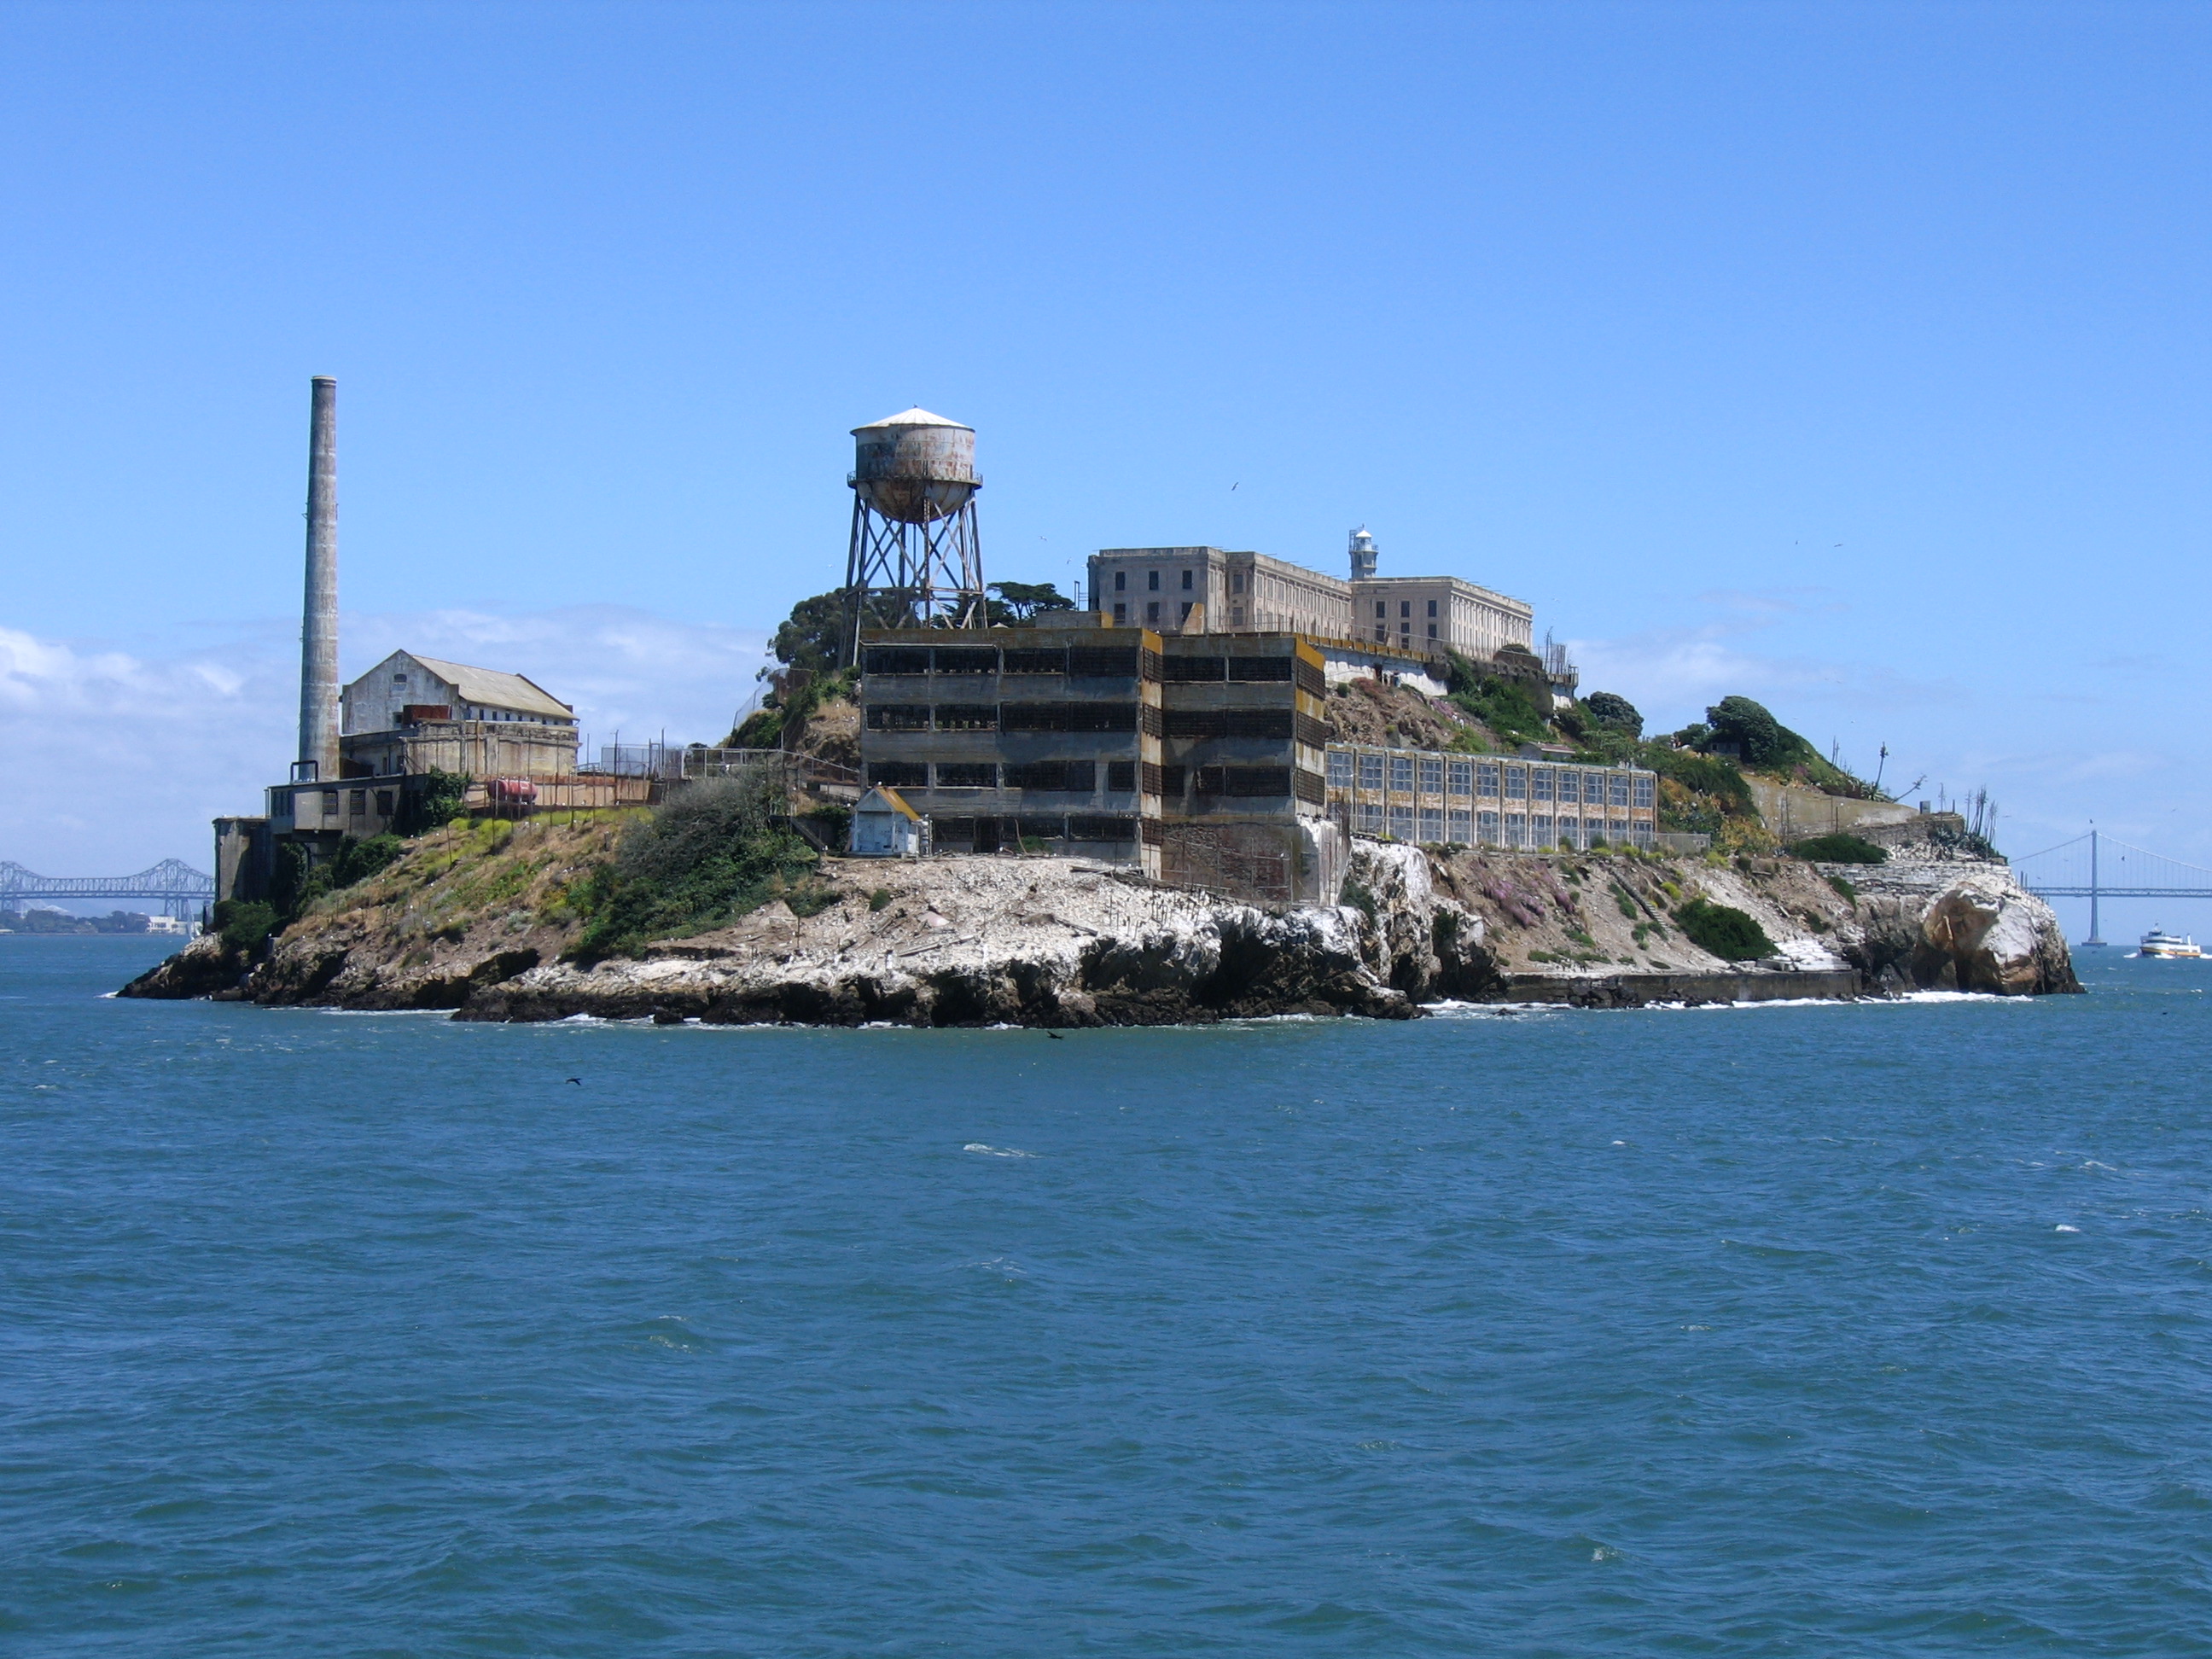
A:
1087;531;1534;664
858;616;1340;902
1347;576;1529;658
1089;546;1352;639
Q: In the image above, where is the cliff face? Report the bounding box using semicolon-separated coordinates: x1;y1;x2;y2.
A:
119;818;2079;1022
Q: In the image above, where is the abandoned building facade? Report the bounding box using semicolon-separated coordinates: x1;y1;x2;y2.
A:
857;614;1659;898
858;619;1339;900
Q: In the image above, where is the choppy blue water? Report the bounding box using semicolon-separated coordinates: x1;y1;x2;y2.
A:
5;938;2211;1655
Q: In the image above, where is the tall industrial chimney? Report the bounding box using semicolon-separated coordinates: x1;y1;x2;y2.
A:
297;376;339;782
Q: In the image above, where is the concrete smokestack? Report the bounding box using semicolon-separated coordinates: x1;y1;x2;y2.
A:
298;376;339;781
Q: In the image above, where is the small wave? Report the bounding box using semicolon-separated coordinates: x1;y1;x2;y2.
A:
317;1006;454;1018
963;1143;1036;1158
2056;1224;2081;1233
1423;1000;1566;1019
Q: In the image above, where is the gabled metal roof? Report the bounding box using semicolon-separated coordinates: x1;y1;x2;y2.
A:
856;785;921;821
404;655;573;720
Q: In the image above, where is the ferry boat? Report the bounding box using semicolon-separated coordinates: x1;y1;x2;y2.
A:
2137;928;2204;959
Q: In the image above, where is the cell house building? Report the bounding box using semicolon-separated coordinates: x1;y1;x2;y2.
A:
1086;528;1538;664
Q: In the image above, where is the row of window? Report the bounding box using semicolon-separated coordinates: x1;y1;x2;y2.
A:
866;701;1154;734
1349;804;1657;850
300;789;397;818
1374;599;1441;620
872;760;1137;792
866;760;1323;802
862;645;1150;678
867;701;1324;738
1107;568;1257;597
932;814;1142;846
1325;751;1656;809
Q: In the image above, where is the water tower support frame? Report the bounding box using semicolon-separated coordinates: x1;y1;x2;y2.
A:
841;494;986;666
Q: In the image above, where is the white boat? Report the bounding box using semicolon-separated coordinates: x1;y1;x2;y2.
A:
2137;928;2203;959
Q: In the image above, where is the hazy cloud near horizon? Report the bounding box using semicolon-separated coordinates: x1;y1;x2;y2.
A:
0;608;768;874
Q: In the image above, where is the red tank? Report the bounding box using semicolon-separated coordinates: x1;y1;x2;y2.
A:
486;778;538;806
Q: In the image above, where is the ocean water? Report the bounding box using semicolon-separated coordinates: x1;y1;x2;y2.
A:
5;938;2210;1656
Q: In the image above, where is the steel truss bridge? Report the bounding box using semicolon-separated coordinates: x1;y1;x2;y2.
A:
0;859;215;921
2011;830;2212;946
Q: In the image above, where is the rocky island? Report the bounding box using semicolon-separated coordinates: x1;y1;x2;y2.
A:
122;678;2078;1023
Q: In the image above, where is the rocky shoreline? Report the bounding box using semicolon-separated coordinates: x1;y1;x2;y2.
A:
120;820;2080;1024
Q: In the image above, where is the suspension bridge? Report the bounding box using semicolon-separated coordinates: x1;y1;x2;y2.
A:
2011;830;2212;946
0;859;215;922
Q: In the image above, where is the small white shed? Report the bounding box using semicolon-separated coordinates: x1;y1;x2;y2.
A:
850;786;927;858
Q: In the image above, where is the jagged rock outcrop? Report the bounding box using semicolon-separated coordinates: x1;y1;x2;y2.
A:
119;817;2078;1022
1849;869;2079;996
117;932;253;1000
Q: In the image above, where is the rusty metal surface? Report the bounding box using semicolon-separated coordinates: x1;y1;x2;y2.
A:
850;416;978;526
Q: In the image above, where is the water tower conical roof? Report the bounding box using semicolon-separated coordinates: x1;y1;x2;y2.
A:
853;406;972;434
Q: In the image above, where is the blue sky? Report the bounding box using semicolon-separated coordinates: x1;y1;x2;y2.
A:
2;1;2206;934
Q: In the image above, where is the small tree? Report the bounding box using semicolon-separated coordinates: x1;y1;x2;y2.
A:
1582;691;1643;738
1704;696;1784;765
769;591;850;678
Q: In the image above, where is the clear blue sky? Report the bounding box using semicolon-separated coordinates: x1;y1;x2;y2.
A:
2;1;2206;934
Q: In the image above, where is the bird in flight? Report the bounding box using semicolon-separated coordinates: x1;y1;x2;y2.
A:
1045;1031;1064;1040
1231;482;1239;491
565;1076;583;1085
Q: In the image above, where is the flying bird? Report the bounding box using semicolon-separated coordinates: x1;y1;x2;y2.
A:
565;1077;583;1085
1231;482;1239;491
1045;1031;1064;1040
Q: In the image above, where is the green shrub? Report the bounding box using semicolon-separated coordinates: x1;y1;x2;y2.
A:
1441;650;1551;746
1828;875;1858;904
395;770;471;836
869;888;894;911
1790;832;1886;864
1644;748;1755;813
212;899;278;955
328;832;405;888
566;771;821;962
1674;897;1775;961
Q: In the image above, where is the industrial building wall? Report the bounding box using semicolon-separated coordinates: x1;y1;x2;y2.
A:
341;720;579;781
856;626;1165;873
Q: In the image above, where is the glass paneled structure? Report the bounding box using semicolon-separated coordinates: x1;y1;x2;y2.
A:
1324;742;1657;850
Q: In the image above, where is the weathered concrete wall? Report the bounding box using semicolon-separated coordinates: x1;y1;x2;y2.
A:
1746;779;1917;838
